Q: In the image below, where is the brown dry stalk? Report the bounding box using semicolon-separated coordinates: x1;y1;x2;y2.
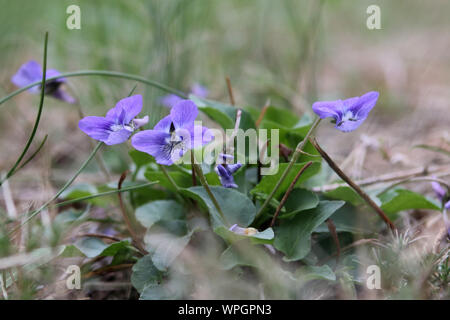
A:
75;233;122;242
270;161;314;227
118;171;147;254
310;138;396;231
83;263;134;279
326;218;341;264
255;99;271;127
225;76;235;106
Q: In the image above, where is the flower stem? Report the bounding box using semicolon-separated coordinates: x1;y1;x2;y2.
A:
310;137;396;231
10;142;104;234
0;70;186;107
255;117;321;217
192;164;228;225
158;164;180;192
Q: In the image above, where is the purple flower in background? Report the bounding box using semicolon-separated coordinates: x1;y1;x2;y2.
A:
160;94;184;109
160;83;208;108
215;153;242;188
312;91;379;132
132;99;213;165
11;60;76;104
190;83;209;98
78;94;148;145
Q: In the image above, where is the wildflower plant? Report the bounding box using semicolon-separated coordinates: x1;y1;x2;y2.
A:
0;32;448;301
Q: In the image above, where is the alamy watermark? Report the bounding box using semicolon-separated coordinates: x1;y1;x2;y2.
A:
366;5;381;30
366;265;381;289
66;5;81;30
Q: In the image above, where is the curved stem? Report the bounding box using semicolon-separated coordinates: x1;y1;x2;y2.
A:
255;117;321;217
10;142;104;234
0;70;186;107
52;181;158;208
0;32;48;187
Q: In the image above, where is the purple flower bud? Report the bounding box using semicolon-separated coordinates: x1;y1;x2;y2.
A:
214;153;242;189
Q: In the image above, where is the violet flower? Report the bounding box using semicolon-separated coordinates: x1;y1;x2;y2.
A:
312;91;379;132
78;94;148;145
11;60;76;104
160;83;208;108
131;99;213;165
214;153;242;188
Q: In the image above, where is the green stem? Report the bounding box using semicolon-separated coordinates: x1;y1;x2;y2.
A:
159;165;180;192
255;117;321;217
0;70;186;107
192;164;227;225
10;142;104;233
52;181;158;208
0;32;48;187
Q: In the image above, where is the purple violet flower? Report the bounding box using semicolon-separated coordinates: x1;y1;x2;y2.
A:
160;83;208;108
11;60;76;104
312;91;379;132
131;99;213;165
215;153;242;188
78;94;148;145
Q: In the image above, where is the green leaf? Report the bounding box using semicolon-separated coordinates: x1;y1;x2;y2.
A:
295;265;336;281
136;200;185;230
220;245;257;270
325;186;363;206
274;200;345;261
215;226;274;244
131;254;163;293
280;188;319;218
145;168;192;192
71;238;131;258
379;188;440;214
144;229;194;271
182;186;256;229
190;95;256;130
129;149;154;167
59;184;98;203
251;162;321;199
262;106;299;127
